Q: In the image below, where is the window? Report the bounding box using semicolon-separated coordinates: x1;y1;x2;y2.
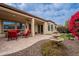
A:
3;21;16;29
48;24;50;31
4;25;15;29
51;25;53;31
17;23;23;29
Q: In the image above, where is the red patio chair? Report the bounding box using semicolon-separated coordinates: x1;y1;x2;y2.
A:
15;29;20;33
7;30;18;41
22;29;31;37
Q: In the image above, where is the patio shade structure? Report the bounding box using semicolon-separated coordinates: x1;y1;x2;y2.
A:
0;3;43;37
0;3;57;37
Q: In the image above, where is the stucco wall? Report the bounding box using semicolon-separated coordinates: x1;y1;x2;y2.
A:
0;20;3;34
0;20;1;33
43;22;56;35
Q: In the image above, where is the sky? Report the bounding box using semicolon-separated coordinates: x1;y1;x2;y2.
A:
6;3;79;25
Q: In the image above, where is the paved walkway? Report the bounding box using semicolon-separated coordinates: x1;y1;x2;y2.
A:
0;34;55;56
63;40;79;56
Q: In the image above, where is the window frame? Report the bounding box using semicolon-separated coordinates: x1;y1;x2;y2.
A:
48;24;50;31
51;24;53;31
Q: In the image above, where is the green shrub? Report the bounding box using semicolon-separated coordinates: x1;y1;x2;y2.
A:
59;33;74;40
57;25;70;33
66;34;74;40
41;40;68;56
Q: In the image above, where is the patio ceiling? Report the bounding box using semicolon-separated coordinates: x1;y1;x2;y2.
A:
35;19;44;25
0;6;31;24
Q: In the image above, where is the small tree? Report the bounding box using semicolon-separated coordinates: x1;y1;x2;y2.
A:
57;25;65;33
64;20;70;33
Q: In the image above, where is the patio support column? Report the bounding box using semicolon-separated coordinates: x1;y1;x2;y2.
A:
53;24;57;32
43;22;47;34
31;18;35;37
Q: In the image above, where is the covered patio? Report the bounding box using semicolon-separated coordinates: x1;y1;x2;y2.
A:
0;4;45;39
0;4;57;56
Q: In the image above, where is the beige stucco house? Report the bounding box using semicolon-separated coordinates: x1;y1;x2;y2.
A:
0;3;57;37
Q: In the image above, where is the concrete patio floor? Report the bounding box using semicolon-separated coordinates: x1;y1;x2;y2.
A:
0;34;55;56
